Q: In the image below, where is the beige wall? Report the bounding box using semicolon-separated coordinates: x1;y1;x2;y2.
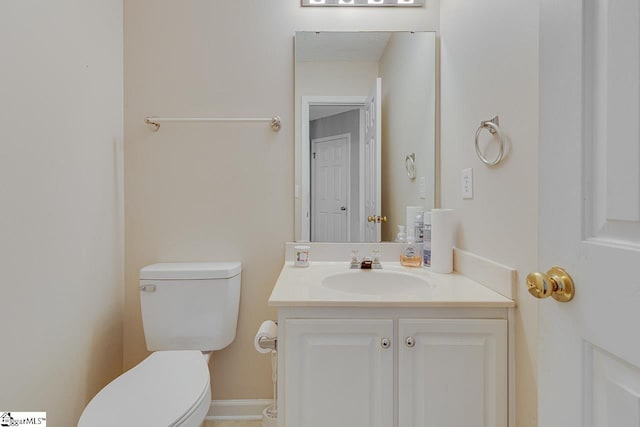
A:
440;1;539;426
124;0;439;400
0;1;124;425
379;32;436;241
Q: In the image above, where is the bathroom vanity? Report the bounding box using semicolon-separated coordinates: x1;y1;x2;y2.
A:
269;259;515;427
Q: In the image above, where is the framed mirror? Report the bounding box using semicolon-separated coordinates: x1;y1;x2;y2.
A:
294;31;436;242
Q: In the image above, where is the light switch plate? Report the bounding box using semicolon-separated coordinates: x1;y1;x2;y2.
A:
419;176;426;199
462;168;473;199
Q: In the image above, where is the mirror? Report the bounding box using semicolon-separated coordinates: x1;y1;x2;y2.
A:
294;31;436;242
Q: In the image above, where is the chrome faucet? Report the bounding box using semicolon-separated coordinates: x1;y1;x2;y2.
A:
350;250;361;269
371;249;382;269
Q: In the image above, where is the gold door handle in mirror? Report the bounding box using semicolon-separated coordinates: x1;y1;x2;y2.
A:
526;267;575;302
367;215;388;223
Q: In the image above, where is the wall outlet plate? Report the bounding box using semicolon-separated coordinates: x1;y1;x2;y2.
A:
462;168;473;199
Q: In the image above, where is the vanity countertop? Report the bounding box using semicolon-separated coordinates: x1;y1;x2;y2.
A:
268;261;515;308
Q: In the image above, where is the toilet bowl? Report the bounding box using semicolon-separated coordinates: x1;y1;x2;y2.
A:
78;351;210;427
79;262;241;427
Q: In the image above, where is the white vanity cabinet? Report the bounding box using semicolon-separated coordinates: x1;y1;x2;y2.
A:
397;318;507;427
280;311;509;427
270;260;516;427
284;319;394;427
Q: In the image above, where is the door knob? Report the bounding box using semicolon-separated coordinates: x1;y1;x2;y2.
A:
526;267;575;302
340;206;347;211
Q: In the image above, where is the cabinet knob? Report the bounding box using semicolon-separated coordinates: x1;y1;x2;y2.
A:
380;338;391;349
405;336;416;348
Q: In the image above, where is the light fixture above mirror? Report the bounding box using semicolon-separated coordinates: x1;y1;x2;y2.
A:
302;0;425;7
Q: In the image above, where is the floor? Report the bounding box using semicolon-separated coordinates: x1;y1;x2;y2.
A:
203;421;262;427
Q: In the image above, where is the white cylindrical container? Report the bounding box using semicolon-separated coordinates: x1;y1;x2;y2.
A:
430;209;456;273
294;245;310;267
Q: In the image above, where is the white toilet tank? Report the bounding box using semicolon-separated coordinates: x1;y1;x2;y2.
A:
139;262;241;351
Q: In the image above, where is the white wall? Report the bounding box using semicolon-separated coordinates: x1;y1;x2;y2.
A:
379;32;436;241
0;1;124;425
440;1;539;426
125;0;439;400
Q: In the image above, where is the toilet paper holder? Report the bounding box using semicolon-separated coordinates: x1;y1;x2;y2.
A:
258;336;278;351
256;320;278;352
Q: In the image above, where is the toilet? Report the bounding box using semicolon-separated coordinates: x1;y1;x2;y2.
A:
78;262;242;427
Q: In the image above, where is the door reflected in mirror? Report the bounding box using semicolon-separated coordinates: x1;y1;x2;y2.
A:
295;31;436;242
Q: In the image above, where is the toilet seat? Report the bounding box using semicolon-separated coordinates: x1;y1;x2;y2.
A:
78;350;210;427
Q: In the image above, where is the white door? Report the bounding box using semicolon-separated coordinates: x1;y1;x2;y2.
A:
364;77;382;242
539;1;640;426
398;319;507;427
311;134;350;242
284;319;394;427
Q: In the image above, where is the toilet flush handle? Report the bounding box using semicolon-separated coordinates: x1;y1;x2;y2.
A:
140;284;156;292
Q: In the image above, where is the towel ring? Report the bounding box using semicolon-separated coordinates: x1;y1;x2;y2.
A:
475;116;504;166
405;153;416;180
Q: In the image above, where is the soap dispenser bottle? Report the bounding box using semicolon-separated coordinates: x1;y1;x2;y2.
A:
400;232;422;267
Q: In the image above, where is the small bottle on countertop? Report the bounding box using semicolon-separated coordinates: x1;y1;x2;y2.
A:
422;212;432;268
415;212;424;243
400;232;422;267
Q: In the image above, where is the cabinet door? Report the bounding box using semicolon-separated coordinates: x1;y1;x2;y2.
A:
285;319;394;427
398;319;508;427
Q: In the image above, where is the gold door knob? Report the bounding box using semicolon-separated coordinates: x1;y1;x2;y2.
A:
526;267;575;302
367;215;388;223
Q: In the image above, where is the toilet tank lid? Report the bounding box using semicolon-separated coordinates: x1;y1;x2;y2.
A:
140;262;241;280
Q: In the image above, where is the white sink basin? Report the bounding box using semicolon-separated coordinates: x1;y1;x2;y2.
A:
321;270;434;295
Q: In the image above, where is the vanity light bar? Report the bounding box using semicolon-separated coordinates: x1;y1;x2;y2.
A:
302;0;424;6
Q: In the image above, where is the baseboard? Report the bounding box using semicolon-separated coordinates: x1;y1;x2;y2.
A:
206;399;273;421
